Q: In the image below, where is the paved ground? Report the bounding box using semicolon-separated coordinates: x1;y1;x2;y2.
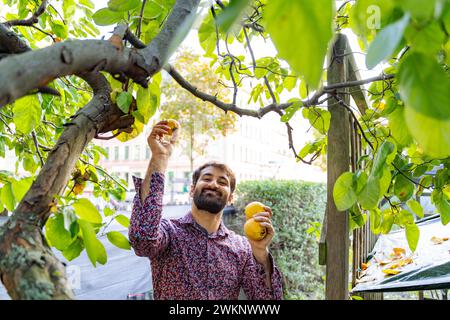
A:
0;204;190;300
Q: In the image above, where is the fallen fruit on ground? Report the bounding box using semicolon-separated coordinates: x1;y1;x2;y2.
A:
244;201;268;220
431;236;449;244
244;218;267;241
382;269;402;276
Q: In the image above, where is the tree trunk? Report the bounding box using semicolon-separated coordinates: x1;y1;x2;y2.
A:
0;73;122;299
0;0;201;299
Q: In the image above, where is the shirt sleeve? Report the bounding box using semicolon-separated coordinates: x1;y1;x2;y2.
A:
128;173;170;259
242;251;284;300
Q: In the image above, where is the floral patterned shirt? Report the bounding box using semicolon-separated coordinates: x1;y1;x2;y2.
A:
129;173;283;300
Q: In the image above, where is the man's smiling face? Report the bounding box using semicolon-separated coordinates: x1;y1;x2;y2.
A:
190;166;233;214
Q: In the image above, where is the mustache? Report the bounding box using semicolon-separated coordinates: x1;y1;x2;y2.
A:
202;188;222;196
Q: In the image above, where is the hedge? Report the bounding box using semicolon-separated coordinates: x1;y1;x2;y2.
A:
224;179;327;299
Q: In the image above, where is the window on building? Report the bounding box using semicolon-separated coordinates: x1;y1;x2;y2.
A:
125;172;129;184
105;147;110;159
124;145;129;160
133;172;141;178
145;146;150;159
114;146;119;161
134;145;140;160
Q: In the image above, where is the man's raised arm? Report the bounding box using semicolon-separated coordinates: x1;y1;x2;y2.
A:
128;121;179;258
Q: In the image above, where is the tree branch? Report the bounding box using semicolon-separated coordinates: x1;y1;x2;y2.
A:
243;26;276;104
79;158;128;191
32;130;45;166
4;0;48;27
333;94;374;151
0;0;202;107
324;74;394;92
285;122;319;165
163;63;292;118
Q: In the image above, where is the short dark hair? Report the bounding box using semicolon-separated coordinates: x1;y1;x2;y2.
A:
192;161;236;193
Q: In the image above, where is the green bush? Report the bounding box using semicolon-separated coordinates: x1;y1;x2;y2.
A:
224;179;327;299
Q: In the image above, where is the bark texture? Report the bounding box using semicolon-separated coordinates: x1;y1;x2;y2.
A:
0;0;201;299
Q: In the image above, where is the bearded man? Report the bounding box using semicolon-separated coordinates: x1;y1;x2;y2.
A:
129;121;283;300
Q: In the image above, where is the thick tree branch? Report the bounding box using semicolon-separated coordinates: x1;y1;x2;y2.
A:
0;0;202;107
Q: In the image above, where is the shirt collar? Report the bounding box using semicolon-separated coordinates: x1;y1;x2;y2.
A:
180;211;230;238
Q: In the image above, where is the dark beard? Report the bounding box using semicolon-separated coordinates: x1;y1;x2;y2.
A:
193;189;227;214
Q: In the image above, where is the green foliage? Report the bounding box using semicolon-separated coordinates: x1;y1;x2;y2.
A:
71;198;102;224
264;0;335;88
106;231;131;250
333;172;357;211
366;14;410;69
226;179;327;299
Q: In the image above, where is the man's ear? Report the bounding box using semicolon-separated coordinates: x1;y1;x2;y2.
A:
189;184;194;198
227;193;234;205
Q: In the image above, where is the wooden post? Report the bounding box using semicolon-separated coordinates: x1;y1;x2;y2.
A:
325;34;351;300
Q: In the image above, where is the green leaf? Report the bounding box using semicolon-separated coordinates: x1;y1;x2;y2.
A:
379;167;392;199
405;223;420;252
280;100;302;122
366;14;410;69
79;0;95;9
333;172;357;211
13;95;41;135
399;53;450;158
396;209;414;226
92;8;124;26
432;190;450;225
198;14;216;54
62;238;84;261
0;183;15;212
23;155;38;174
407;199;424;219
78;220;107;266
299;80;308;99
387;105;413;147
116;92;133;114
45;213;74;251
72;198;102;224
115;214;130;228
107;0;140;12
106;231;131;250
380;209;394;234
265;0;334;88
50;21;68;39
216;0;251;33
369;208;381;234
62;0;77;20
144;1;163;19
282;76;297;92
136;86;157;123
104;207;115;217
371;140;395;178
405;21;446;56
398;0;437;20
11;177;33;204
394;174;415;202
307;108;330;134
357;176;380;210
